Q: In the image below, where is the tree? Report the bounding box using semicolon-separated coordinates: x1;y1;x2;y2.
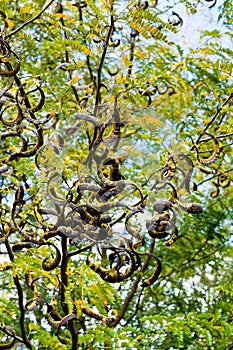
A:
0;0;232;349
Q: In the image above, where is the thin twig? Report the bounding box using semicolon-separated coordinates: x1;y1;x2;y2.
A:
123;288;144;326
197;132;233;144
190;93;233;151
94;14;114;110
197;167;233;187
67;243;94;258
161;240;226;280
6;0;56;39
77;5;95;85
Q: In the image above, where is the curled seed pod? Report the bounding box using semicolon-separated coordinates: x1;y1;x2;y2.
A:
46;174;67;206
46;313;61;328
42;243;61;271
8;126;43;160
0;325;15;349
82;306;104;321
156;80;169;95
141;256;162;288
0;10;8;31
108;65;119;76
12;241;40;253
146;215;171;239
99;214;112;224
14;182;24;203
110;39;120;48
46;304;63;327
75;112;100;127
153;200;172;213
218;172;230;188
79;96;89;108
205;0;217;8
168;12;183;27
0;222;11;244
82;304;116;326
185;203;203;214
131;235;145;255
87;251;136;283
25;297;42;311
176;199;203;214
198;166;213;174
25;272;34;291
49;132;64;153
163;227;179;246
0;56;20;77
160;166;175;182
140;1;149;10
167;153;194;193
0;103;23;126
1;132;28;155
210;182;220;198
131;29;139;38
195;132;221;165
16;83;45;113
93;36;102;43
56;313;77;345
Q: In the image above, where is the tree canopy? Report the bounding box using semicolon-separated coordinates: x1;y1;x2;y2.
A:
0;0;232;349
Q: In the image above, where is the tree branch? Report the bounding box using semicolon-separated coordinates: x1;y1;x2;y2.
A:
94;14;114;110
197;167;233;187
190;93;233;150
109;239;155;327
77;4;95;86
60;237;78;350
5;240;32;349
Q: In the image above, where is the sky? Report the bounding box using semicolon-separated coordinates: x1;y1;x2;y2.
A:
168;0;230;51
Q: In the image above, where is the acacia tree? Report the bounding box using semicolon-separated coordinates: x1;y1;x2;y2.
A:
0;0;232;349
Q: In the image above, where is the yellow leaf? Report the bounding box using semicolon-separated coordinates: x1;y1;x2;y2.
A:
135;49;146;60
203;118;211;125
71;76;80;83
65;1;75;11
9;145;18;152
108;96;116;103
112;309;118;316
53;13;67;19
66;16;76;25
5;17;14;28
122;54;130;68
20;6;32;13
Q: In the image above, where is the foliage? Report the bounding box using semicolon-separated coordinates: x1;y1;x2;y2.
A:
0;0;232;349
